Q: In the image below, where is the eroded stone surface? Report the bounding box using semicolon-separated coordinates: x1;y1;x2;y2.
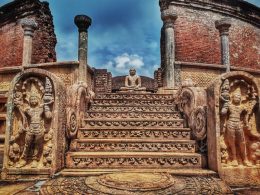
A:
2;69;67;179
66;92;205;169
38;173;232;195
220;77;259;167
207;71;260;186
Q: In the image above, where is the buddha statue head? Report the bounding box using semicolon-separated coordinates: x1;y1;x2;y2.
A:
129;68;136;76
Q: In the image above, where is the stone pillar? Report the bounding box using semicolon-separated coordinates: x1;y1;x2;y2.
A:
74;15;92;82
20;18;38;66
215;18;231;72
161;10;177;88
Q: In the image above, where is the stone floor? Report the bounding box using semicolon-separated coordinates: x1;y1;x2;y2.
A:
0;172;259;194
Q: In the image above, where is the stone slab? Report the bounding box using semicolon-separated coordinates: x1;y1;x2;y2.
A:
78;128;192;140
95;93;175;100
0;181;35;195
66;151;203;169
220;167;260;186
60;168;218;177
39;173;233;195
69;139;196;152
4;172;260;194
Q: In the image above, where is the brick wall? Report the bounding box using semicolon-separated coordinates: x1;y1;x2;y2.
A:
93;69;112;94
174;11;221;65
160;0;260;69
154;68;163;89
0;0;57;68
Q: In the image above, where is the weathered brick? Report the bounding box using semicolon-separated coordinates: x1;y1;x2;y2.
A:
0;0;57;67
160;0;260;69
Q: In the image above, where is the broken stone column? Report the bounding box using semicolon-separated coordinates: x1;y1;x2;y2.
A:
20;18;38;66
161;10;177;88
215;18;231;72
74;15;92;82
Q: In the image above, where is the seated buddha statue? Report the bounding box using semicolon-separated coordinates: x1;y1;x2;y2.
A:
120;68;146;92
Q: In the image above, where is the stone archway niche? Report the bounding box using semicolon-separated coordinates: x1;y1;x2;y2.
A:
207;71;260;186
2;68;67;180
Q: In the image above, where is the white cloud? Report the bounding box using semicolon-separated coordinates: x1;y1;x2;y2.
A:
102;53;146;75
114;53;131;69
113;53;144;70
105;61;114;69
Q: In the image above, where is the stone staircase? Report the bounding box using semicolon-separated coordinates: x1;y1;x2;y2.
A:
66;93;204;169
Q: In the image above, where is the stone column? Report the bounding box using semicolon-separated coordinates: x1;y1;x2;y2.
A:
20;18;38;66
215;18;231;72
161;10;177;88
74;15;92;82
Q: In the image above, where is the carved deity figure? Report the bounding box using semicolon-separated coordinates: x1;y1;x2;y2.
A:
9;77;53;168
221;87;250;166
120;68;146;92
220;79;260;167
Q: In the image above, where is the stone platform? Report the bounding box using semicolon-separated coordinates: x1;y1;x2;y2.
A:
0;172;234;194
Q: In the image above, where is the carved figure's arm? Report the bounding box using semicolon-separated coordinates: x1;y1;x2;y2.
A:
125;76;129;87
136;76;141;88
9;106;28;143
248;99;257;113
43;93;54;119
44;104;52;119
221;103;229;115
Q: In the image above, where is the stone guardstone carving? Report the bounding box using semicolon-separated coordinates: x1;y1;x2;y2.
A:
178;79;208;155
66;81;94;139
207;71;260;186
120;68;146;92
220;79;259;167
9;77;53;168
2;69;67;180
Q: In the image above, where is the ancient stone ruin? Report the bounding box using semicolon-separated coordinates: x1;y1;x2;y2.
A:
0;0;259;194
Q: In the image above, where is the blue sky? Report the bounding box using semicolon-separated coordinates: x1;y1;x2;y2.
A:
0;0;259;76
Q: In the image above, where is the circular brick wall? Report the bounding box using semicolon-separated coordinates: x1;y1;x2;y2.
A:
160;0;260;69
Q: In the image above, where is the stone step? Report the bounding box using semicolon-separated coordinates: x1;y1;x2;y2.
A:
70;139;196;153
89;105;178;112
78;128;191;140
66;152;202;169
85;111;182;120
92;99;175;106
95;93;175;100
83;119;184;129
60;168;217;177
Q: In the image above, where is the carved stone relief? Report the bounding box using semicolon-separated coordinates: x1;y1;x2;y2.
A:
2;68;67;179
67;156;201;169
219;78;260;167
8;77;54;168
0;82;10;92
55;73;72;86
80;129;191;140
178;81;207;154
40;174;232;195
207;71;260;186
66;81;94;139
181;68;221;88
